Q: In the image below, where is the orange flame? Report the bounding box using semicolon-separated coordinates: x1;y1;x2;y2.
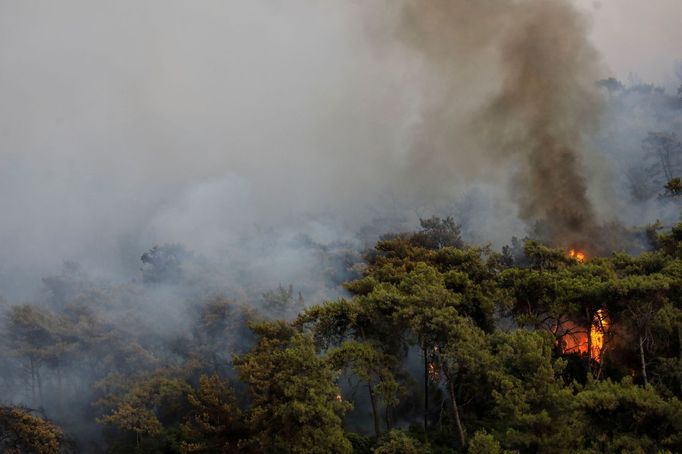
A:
569;249;586;263
590;309;608;363
561;309;608;362
561;321;587;355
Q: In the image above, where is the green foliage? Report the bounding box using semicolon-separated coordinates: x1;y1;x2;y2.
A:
410;216;464;250
487;330;582;452
234;321;352;453
576;378;682;452
347;432;373;454
664;177;682;196
522;240;575;270
466;431;509;454
373;430;430;454
187;297;257;373
6;221;682;453
180;374;246;453
261;283;305;320
0;406;67;454
653;222;682;258
327;340;403;410
97;374;192;452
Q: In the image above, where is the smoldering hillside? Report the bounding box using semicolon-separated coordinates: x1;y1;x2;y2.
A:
1;0;682;450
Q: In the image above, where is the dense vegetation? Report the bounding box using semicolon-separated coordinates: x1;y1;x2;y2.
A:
2;216;682;453
1;78;682;453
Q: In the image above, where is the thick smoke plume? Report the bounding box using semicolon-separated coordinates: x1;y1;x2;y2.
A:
395;0;605;250
1;0;665;295
0;0;680;448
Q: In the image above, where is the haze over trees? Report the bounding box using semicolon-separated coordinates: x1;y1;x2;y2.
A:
3;75;682;447
0;0;681;450
1;213;682;453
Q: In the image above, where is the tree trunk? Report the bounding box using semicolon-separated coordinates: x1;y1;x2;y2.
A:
448;380;466;448
29;357;36;404
596;352;605;381
639;334;648;387
423;344;429;433
36;366;43;404
678;327;682;396
367;380;381;438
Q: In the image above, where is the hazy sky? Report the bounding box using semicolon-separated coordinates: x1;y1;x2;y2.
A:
577;0;682;89
0;0;679;291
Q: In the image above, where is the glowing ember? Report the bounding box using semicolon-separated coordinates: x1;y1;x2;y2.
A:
427;362;440;382
569;249;586;263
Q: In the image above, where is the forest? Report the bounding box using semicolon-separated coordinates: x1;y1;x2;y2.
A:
2;0;682;452
1;81;682;452
3;213;682;453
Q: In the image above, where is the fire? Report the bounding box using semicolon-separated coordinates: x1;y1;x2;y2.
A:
569;249;586;263
427;362;440;382
590;309;608;363
561;309;609;362
561;251;610;362
560;321;587;355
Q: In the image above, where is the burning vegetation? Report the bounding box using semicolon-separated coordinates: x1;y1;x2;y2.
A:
561;308;609;363
590;309;609;363
1;219;682;453
561;250;610;363
569;248;587;263
2;0;682;452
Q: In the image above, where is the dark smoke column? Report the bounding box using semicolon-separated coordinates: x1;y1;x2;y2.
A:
489;1;602;249
396;0;604;250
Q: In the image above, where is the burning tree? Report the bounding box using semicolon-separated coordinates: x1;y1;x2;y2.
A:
500;241;618;378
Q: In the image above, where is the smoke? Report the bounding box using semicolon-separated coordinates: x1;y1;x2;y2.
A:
487;1;603;248
1;0;681;448
392;0;607;250
576;0;682;91
1;0;678;293
0;1;425;298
